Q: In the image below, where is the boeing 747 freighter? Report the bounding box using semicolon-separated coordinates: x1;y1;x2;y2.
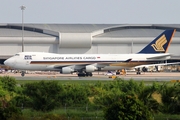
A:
4;29;176;76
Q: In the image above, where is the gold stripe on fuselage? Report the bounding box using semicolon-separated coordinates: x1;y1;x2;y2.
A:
31;61;154;68
110;62;153;67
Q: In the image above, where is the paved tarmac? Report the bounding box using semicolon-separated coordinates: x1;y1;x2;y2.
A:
1;71;180;81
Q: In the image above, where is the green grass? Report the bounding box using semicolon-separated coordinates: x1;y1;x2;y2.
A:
15;79;173;86
16;80;112;85
154;113;180;120
22;107;104;119
21;108;180;120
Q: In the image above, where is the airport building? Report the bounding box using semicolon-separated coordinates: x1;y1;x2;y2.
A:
0;24;180;64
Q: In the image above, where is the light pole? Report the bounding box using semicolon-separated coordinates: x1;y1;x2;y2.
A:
20;5;25;52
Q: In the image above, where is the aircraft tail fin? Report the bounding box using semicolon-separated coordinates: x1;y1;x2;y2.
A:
138;29;176;54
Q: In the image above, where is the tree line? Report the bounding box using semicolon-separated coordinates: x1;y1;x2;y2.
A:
0;76;180;120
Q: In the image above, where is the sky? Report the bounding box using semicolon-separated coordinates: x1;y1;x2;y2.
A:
0;0;179;24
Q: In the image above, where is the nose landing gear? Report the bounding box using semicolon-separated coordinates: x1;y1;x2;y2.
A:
21;71;26;77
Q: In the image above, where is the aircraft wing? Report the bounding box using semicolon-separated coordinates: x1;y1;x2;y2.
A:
53;62;114;70
52;58;133;71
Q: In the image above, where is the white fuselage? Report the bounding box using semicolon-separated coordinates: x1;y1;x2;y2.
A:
4;52;171;72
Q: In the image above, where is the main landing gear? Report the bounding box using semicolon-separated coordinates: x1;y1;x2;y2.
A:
136;68;141;75
136;67;148;75
21;71;26;77
78;72;93;77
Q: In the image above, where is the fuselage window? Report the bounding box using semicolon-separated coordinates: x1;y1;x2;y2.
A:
24;55;32;60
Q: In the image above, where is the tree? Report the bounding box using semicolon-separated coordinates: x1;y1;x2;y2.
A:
0;76;17;98
160;82;180;114
59;84;89;106
104;95;152;120
23;81;63;111
138;82;161;113
0;101;22;120
0;77;21;120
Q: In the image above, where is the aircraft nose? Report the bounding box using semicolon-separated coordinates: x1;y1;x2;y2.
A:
4;59;9;66
4;58;13;66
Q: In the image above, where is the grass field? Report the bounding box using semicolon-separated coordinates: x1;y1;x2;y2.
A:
22;107;104;119
15;79;173;85
16;80;111;85
21;108;180;120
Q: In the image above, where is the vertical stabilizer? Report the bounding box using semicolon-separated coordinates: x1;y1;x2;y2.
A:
138;29;176;54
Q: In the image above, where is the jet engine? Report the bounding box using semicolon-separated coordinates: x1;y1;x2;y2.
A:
86;65;100;72
142;67;148;72
60;67;74;74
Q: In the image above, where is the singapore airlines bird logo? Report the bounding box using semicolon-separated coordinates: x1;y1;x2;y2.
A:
151;34;167;52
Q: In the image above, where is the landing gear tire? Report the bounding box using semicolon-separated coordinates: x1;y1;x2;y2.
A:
78;72;93;77
86;72;93;77
136;71;141;75
136;68;141;75
116;72;120;75
89;73;93;77
78;72;86;77
21;71;25;77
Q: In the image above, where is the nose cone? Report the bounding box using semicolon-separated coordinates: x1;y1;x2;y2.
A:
4;59;8;65
4;58;13;66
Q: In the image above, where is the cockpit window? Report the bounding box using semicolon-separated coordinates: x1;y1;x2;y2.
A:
24;55;32;60
14;54;20;56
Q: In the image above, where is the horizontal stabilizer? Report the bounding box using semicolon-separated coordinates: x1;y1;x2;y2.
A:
147;54;171;60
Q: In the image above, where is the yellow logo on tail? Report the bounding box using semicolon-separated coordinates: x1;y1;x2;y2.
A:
151;34;167;52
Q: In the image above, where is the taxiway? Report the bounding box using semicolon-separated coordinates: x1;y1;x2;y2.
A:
0;72;180;81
